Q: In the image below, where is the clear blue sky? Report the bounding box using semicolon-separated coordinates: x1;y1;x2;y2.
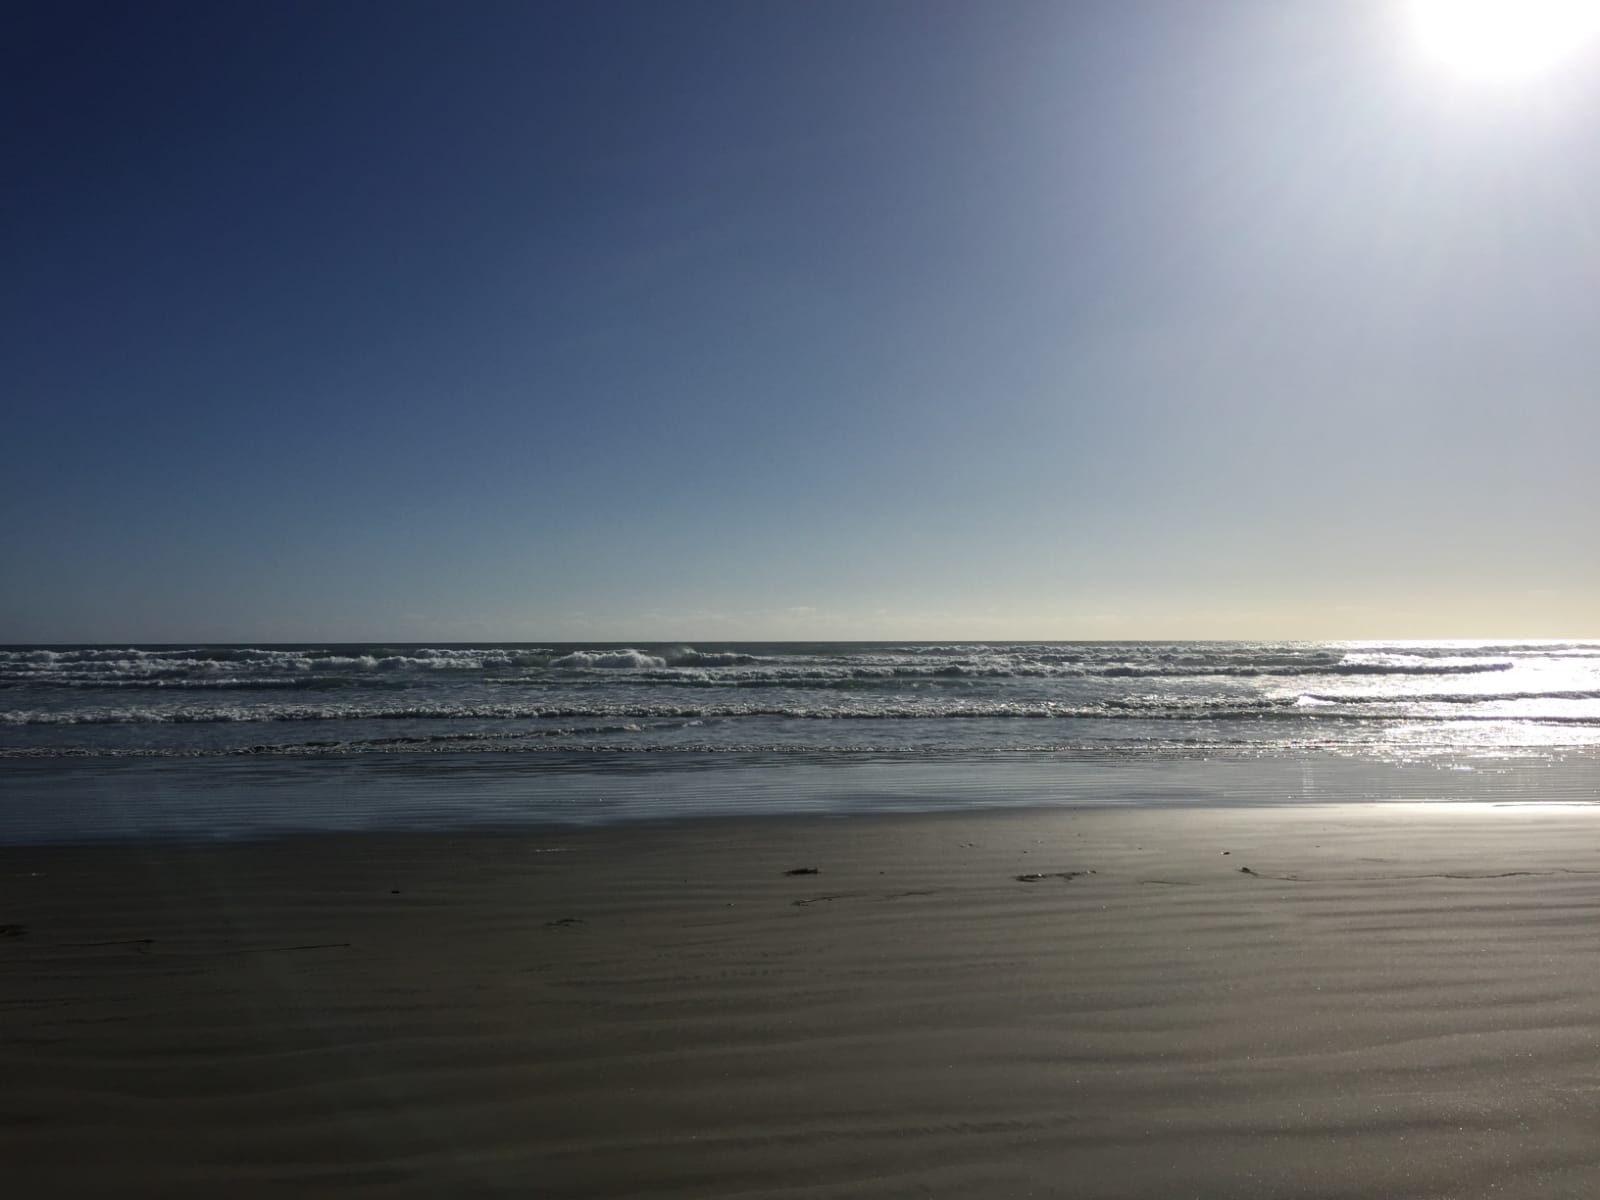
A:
6;0;1598;642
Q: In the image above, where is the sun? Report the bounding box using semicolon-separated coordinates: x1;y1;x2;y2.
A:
1409;0;1600;80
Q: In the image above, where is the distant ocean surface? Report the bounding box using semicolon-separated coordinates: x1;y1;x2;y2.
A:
4;641;1598;841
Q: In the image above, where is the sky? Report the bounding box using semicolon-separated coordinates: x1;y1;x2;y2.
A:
6;0;1599;643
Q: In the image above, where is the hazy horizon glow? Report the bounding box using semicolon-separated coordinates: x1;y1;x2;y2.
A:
6;2;1599;643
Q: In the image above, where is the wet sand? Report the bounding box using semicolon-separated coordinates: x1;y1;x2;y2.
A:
5;804;1600;1197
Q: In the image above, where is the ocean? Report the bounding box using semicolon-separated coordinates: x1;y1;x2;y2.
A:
4;640;1598;841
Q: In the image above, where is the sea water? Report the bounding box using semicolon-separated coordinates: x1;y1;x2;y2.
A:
3;640;1598;841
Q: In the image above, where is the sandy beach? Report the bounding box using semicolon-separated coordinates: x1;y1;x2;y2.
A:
5;804;1600;1197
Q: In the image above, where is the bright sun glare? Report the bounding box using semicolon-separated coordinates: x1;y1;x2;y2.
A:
1409;0;1600;80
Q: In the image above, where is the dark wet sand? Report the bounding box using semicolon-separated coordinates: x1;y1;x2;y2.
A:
5;804;1600;1197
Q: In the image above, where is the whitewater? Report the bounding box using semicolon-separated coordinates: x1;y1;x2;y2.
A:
4;641;1598;841
4;640;1599;758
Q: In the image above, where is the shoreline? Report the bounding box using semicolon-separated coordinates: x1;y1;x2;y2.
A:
4;748;1597;845
7;804;1600;1196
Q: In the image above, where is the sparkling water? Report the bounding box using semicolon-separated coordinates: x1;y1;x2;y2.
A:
4;641;1597;840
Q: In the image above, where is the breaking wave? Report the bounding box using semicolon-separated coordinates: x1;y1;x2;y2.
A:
4;639;1597;761
549;649;668;670
8;695;1599;728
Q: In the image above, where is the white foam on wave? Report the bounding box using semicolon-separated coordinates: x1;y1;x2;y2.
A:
670;650;763;667
0;693;1481;727
0;645;554;683
550;649;668;670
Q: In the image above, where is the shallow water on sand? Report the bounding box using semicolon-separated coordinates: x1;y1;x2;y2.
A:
3;748;1596;844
